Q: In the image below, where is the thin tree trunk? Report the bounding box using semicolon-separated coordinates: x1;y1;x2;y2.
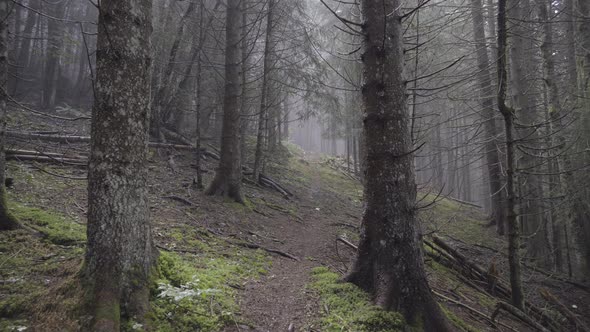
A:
83;1;156;330
538;0;567;271
576;0;590;273
239;0;250;165
193;0;205;190
471;0;505;234
344;1;452;329
497;0;524;309
205;0;244;203
0;0;19;231
41;0;64;109
253;0;274;183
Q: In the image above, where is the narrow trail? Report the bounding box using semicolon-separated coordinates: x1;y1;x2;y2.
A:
225;159;357;331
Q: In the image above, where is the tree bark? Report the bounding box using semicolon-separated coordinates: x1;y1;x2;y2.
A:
471;0;506;235
497;0;525;309
253;0;275;183
344;1;452;329
41;0;65;109
509;0;549;265
205;0;244;203
538;0;569;272
577;0;590;274
83;1;156;330
0;0;19;231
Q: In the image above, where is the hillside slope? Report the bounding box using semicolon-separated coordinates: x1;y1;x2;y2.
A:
0;141;588;331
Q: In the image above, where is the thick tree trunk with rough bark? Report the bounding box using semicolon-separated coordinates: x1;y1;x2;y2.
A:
83;1;156;330
344;1;452;330
497;0;525;309
205;0;244;203
471;0;506;235
0;0;19;231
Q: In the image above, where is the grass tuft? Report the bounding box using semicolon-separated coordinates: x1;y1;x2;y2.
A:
308;267;404;332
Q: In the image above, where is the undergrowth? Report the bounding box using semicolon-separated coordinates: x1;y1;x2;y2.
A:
143;238;270;332
308;267;404;332
9;200;86;245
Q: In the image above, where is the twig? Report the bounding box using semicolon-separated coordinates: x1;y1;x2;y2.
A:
162;195;195;206
230;241;299;261
336;236;358;251
432;290;518;332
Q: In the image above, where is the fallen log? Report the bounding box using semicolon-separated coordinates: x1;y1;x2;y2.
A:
540;288;589;332
7;154;87;166
491;302;551;332
260;173;293;197
7;131;196;150
7;131;91;143
6;149;87;159
9;131;294;198
432;290;518;332
430;236;560;331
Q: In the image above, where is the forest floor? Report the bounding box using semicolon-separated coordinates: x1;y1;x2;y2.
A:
0;120;589;331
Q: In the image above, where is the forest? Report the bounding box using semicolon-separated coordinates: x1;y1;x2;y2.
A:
0;0;589;331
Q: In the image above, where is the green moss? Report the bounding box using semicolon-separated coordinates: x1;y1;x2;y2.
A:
440;305;479;332
146;243;270;331
0;319;29;332
308;267;404;332
225;196;253;212
0;294;34;317
8;201;85;245
419;194;500;249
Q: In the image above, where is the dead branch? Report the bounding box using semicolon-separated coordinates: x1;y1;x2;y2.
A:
231;241;300;261
336;236;358;250
7;154;87;166
163;195;196;206
432;290;518;332
330;222;359;230
444;195;483;208
491;302;551;332
539;288;589;332
156;244;201;254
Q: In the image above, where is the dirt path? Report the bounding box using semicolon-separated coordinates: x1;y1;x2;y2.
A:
224;160;356;331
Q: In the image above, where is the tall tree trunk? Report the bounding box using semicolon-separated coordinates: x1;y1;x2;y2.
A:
497;0;524;309
344;1;452;329
576;0;590;274
239;0;251;165
509;0;548;265
538;0;567;272
0;0;19;231
17;0;37;70
41;0;64;109
253;0;274;183
581;0;590;94
205;0;244;203
152;1;196;119
83;0;156;330
194;0;205;190
471;0;505;234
